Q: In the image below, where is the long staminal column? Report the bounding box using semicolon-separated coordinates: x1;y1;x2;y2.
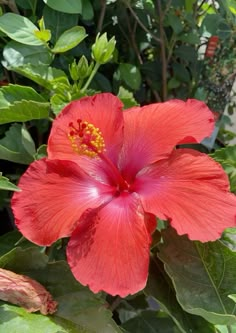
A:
67;118;129;191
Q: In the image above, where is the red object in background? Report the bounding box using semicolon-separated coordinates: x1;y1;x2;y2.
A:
205;36;219;58
0;80;9;86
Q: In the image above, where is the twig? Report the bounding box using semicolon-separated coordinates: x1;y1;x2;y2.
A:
125;1;161;44
146;77;162;102
109;296;122;312
156;0;167;100
0;0;20;14
197;0;207;11
125;11;143;65
97;0;106;32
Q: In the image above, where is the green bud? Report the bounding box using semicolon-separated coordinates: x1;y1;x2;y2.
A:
69;59;79;81
77;56;91;79
92;33;116;64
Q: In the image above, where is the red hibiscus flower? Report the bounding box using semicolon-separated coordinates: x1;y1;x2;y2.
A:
11;93;236;297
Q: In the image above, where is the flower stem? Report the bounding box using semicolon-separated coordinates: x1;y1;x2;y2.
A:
81;62;100;92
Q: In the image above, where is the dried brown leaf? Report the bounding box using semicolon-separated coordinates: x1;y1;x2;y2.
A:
0;268;57;314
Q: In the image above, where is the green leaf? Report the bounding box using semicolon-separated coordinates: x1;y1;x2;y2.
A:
0;304;83;333
5;64;69;91
211;146;236;192
0;124;34;164
117;86;139;109
3;41;53;67
21;124;36;156
0;174;20;192
200;14;222;35
178;32;200;44
16;0;37;10
43;0;82;13
185;0;195;12
122;310;178;333
158;227;236;325
119;63;142;91
173;63;191;83
174;45;197;62
81;0;94;20
0;84;49;124
145;257;216;333
166;13;183;35
33;144;48;160
0;230;37;257
168;77;181;90
43;6;79;44
228;295;236;303
50;94;68;115
221;228;236;252
51;26;87;54
0;13;44;46
0;247;122;333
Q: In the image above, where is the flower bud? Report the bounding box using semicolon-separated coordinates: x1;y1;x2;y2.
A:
92;33;116;64
77;56;90;79
69;59;79;81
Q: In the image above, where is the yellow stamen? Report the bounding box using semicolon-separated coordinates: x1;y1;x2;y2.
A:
67;118;105;158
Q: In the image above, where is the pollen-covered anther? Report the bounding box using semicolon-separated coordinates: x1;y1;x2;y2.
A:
67;119;105;157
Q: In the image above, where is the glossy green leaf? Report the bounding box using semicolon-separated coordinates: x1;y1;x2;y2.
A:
167;13;183;34
0;124;34;164
33;144;48;160
119;63;141;91
5;64;69;91
0;304;83;333
51;26;87;53
0;230;37;257
0;85;49;124
15;0;37;10
200;14;222;35
158;227;236;325
43;0;82;13
0;174;20;192
50;94;68;115
211;146;236;192
81;0;94;20
117;86;139;109
43;6;78;44
0;13;43;46
145;257;216;333
216;324;236;333
3;41;53;67
21;124;36;156
0;247;121;333
221;228;236;252
122;310;178;333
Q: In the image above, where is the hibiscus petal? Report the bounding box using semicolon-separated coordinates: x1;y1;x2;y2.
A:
11;159;115;246
67;193;152;297
48;93;124;166
133;149;236;242
119;99;214;181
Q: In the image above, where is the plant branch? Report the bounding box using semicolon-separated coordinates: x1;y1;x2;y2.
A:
97;0;107;32
124;1;161;44
0;0;20;14
81;62;100;92
156;0;167;101
125;11;143;65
